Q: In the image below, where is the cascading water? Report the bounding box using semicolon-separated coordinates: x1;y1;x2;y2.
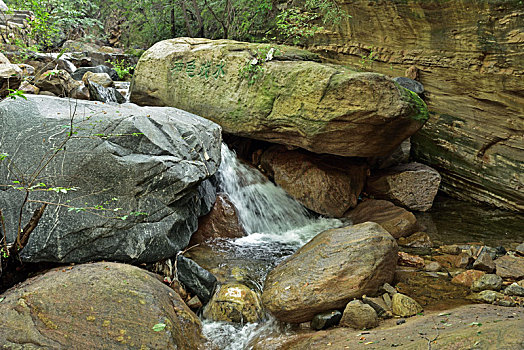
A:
202;144;344;349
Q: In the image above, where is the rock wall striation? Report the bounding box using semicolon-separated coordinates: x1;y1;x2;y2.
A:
308;0;523;211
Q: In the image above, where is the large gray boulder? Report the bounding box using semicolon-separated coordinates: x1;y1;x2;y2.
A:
0;95;221;263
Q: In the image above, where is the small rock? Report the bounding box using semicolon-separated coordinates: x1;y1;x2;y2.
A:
203;283;264;323
495;255;524;280
396;319;406;325
424;261;441;272
17;63;35;76
381;283;397;295
494;299;516;307
340;300;379;329
398;252;425;268
473;249;495;272
391;293;423;317
177;255;217;304
187;295;203;309
398;232;433;248
471;274;503;292
382;293;392;308
0;52;10;64
362;296;391;318
393;77;424;94
469;290;504;304
82;71;114;88
18;81;40;95
515;243;524;256
504;283;524;297
454;252;473;269
311;310;342;330
451;270;485;288
440;245;461;255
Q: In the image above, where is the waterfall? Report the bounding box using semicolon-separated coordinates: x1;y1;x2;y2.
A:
202;144;344;350
217;143;343;246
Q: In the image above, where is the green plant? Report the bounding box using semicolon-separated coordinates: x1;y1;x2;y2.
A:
360;47;376;70
239;46;278;85
275;0;350;45
106;59;134;80
6;89;27;100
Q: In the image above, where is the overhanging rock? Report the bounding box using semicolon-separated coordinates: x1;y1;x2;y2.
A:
130;37;428;158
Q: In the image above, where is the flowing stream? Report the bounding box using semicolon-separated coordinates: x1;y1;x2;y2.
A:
201;144;344;349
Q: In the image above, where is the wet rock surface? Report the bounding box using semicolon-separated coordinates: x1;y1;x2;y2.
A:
189;193;246;245
203;283;264;323
262;222;398;323
176;255;217;304
345;199;419;239
0;262;206;349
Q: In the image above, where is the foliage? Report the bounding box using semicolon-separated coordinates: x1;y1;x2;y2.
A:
360;47;376;70
275;0;350;45
239;46;278;85
152;323;167;331
6;0;103;50
6;89;27;100
106;59;134;80
6;0;349;50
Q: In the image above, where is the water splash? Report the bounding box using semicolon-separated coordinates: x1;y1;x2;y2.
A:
203;144;344;349
217;143;342;246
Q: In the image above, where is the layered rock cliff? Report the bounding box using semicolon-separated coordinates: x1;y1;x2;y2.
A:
309;0;523;211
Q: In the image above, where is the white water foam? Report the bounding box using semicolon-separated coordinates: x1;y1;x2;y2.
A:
203;144;344;349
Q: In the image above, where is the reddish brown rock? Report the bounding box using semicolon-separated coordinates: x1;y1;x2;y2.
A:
345;199;418;239
398;252;425;268
260;147;368;217
262;222;398;323
451;270;486;288
189;193;246;246
366;162;441;212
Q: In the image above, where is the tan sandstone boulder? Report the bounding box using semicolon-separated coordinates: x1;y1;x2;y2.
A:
262;222;398;323
0;262;206;349
130;37;428;158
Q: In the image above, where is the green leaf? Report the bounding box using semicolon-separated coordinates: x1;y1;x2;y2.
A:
152;323;166;332
0;297;4;302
